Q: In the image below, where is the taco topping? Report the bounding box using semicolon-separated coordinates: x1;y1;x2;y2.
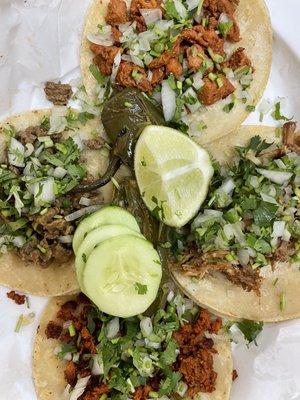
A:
45;292;223;399
44;81;73;106
174;125;300;293
88;0;253;128
0;109;105;266
7;290;26;305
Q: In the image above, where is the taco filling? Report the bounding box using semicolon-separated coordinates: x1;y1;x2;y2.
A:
88;0;254;127
173;123;300;294
44;292;226;399
0;109;107;267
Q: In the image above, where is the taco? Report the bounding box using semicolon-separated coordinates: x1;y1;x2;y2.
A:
172;123;300;322
33;292;233;400
80;0;272;143
0;108;114;296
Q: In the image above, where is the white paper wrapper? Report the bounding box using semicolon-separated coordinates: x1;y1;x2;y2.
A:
0;0;300;399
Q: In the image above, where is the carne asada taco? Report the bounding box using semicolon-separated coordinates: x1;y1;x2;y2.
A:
81;0;272;143
172;124;300;322
0;108;113;296
33;292;233;400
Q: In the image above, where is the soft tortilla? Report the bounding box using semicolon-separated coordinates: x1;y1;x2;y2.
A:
172;126;300;322
0;109;113;296
33;296;233;400
80;0;272;144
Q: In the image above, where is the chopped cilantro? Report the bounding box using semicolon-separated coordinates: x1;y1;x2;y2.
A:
236;320;263;344
272;102;292;121
134;282;148;295
89;64;107;85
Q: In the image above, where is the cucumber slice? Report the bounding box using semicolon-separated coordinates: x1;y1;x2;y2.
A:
83;235;162;317
76;224;144;290
73;206;141;254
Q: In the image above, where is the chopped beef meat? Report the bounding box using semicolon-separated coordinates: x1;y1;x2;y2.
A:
272;240;296;263
105;0;129;25
111;26;122;42
232;369;238;381
130;0;161;16
6;290;26;305
45;321;63;339
150;68;165;86
173;310;221;396
116;62;152;93
166;57;183;78
32;208;74;240
227;47;252;70
44;82;73;106
186;44;206;71
83;138;105;150
133;386;152;400
65;361;77;386
198;76;235;106
18;126;46;145
133;15;147;32
174;248;262;294
91;44;122;76
57;300;78;321
283;122;300;153
80;327;97;354
82;383;110;400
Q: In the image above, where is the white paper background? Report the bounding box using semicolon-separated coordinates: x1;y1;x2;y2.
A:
0;0;299;399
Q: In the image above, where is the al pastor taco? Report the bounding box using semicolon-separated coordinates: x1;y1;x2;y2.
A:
33;292;233;400
0;108;113;296
172;123;300;322
81;0;272;143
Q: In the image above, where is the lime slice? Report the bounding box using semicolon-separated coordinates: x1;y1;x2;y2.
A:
134;125;214;227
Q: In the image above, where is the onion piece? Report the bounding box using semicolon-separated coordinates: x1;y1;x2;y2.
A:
53;166;67;179
130;54;144;68
49;106;68;134
271;221;285;239
111;51;122;83
8;138;25;167
261;193;278;205
72;133;84;151
69;376;91;400
173;0;188;19
33;178;55;207
79;197;91;206
237;249;250;266
220;178;235;194
12;236;26;248
106;317;120;339
65;205;102;222
186;0;200;11
92;354;104;375
58;235;74;244
161;80;176;122
87;26;114;47
256;168;293;185
140;8;162;25
140;317;153;337
192;72;204;90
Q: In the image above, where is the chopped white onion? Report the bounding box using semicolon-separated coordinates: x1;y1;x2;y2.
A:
58;235;74;244
72;133;84;151
140;317;153;337
106;317;120;339
24;143;34;157
161;80;176;122
246;246;257;258
140;8;162;25
121;54;132;62
272;221;286;239
8;138;25;167
69;376;91;400
183;87;201;113
220;178;235;194
111;51;122;83
282;229;291;242
167;290;175;303
130;53;144;68
79;196;91;206
258;98;273;116
12;236;26;248
224;222;245;244
152;91;162;104
173;0;188;19
154;19;174;31
147;70;153;82
256;168;293;185
65;205;102;222
261;193;278;205
53;166;67;178
274;159;287;169
33;178;55;207
186;0;200;11
63;320;73;329
237;249;250;266
204;209;223;217
87;26;114;47
218;12;230;23
92;354;104;375
192;72;204;90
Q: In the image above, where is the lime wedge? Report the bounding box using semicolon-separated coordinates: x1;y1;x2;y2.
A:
134;125;214;227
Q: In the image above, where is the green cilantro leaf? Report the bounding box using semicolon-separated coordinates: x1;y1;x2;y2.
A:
236;320;263;344
134;282;148;295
